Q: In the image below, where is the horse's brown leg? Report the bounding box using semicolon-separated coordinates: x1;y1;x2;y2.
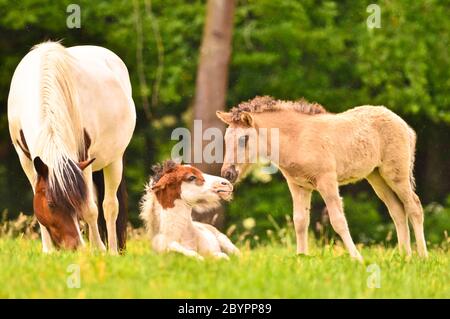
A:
366;170;411;256
287;180;312;254
316;173;363;261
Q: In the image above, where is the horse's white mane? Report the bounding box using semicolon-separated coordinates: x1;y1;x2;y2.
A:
32;41;86;210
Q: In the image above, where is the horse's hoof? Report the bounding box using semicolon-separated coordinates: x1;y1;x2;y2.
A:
353;254;364;263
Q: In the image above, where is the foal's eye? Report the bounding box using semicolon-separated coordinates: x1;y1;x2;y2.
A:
238;135;248;148
187;175;197;182
48;201;56;209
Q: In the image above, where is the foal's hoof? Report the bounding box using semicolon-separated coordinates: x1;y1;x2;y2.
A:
213;252;230;260
233;250;242;257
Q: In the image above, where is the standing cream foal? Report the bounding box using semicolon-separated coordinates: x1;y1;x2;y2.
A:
217;96;427;261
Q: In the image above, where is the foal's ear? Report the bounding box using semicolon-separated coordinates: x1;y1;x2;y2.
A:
216;111;232;125
240;111;254;127
78;158;96;171
33;157;48;178
151;180;166;192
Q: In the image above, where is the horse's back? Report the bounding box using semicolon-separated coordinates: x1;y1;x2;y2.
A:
67;45;136;170
8;43;136;171
304;105;415;184
334;105;413;143
340;105;410;128
338;105;416;179
68;45;132;95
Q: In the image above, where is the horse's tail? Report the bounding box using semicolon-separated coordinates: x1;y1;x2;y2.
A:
33;41;87;214
93;169;128;253
408;126;417;191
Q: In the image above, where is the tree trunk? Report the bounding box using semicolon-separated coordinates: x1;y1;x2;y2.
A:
191;0;235;227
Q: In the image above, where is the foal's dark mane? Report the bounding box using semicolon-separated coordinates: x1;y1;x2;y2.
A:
150;160;178;185
230;96;327;122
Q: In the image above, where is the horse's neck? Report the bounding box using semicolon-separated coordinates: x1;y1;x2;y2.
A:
159;200;196;240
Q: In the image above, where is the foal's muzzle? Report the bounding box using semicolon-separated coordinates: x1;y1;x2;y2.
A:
213;179;234;201
222;165;237;184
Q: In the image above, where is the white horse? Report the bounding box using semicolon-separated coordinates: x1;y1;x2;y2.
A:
7;41;136;253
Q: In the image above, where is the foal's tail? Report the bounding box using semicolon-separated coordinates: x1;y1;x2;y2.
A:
93;169;128;253
407;127;417;191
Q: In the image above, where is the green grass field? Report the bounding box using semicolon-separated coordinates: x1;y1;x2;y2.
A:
0;238;448;298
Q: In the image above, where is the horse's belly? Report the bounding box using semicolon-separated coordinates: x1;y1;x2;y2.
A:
338;169;374;185
337;157;379;185
81;104;135;171
80;107;136;171
87;124;135;171
334;126;381;185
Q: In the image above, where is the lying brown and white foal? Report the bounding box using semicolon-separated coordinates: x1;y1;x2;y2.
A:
140;161;240;260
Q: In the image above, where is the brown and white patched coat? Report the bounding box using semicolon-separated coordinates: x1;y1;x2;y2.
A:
139;161;239;260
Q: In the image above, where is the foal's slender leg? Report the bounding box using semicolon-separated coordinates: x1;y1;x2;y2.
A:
167;241;205;260
316;174;363;261
380;171;428;257
287;180;312;254
82;166;106;251
16;147;54;253
366;171;411;255
102;159;123;254
196;223;240;255
216;233;240;256
407;192;428;257
154;235;204;260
